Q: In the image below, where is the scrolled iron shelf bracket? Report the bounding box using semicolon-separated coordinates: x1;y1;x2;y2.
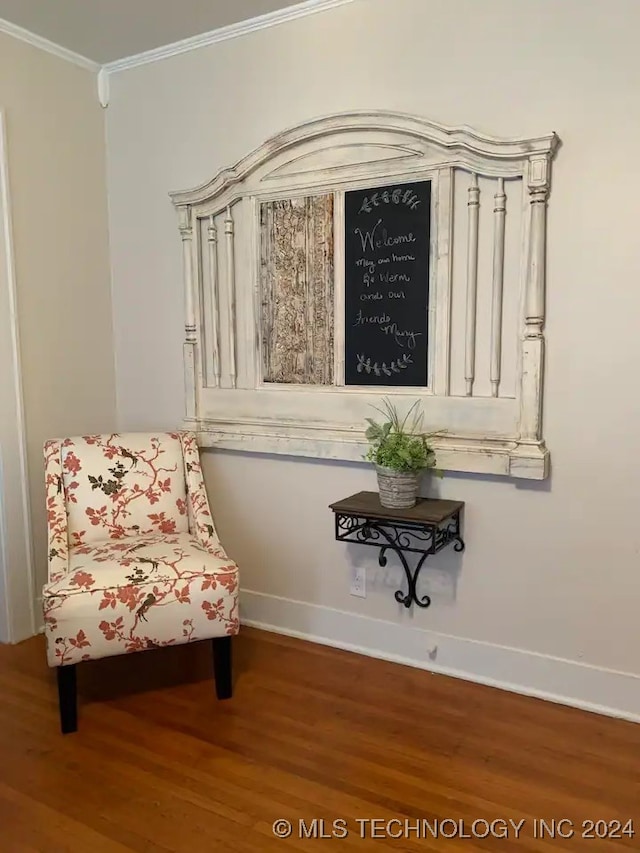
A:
330;492;465;610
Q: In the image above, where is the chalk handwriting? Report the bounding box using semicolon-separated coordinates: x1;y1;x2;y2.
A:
353;310;390;327
379;271;410;284
392;252;415;262
355;258;376;275
381;322;422;349
354;220;417;253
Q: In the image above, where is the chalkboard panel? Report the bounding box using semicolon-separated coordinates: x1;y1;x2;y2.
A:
344;181;431;386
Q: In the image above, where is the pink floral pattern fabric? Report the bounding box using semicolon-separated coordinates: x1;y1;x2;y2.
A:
59;433;190;544
42;432;238;668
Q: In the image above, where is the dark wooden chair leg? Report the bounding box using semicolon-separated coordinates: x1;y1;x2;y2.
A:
212;636;232;699
57;664;78;733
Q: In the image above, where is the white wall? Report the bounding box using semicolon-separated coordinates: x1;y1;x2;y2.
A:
0;32;116;635
0;110;33;642
106;0;640;717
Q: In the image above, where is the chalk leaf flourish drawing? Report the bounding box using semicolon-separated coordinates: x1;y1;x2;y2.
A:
358;187;422;214
356;352;413;377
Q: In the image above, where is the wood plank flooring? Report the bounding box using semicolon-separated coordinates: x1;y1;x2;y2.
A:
0;628;638;851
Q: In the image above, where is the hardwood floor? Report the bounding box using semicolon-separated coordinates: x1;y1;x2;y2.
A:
0;628;638;851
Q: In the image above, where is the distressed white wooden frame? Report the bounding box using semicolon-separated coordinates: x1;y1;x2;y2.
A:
170;111;558;479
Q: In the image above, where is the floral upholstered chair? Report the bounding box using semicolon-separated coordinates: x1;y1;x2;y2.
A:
42;431;239;733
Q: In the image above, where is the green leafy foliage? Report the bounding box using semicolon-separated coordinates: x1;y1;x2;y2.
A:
364;398;443;475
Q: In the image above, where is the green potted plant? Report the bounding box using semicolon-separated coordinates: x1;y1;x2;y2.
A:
364;398;442;509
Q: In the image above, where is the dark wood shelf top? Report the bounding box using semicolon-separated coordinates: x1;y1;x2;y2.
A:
329;491;464;525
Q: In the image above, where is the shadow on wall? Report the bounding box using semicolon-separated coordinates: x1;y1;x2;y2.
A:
205;445;550;608
347;540;463;609
208;447;553;491
429;468;553;495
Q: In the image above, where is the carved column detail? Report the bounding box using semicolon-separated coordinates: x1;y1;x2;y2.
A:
224;205;237;389
433;167;453;396
519;155;549;449
464;173;480;396
490;178;506;397
207;216;221;387
179;206;195;342
178;205;197;421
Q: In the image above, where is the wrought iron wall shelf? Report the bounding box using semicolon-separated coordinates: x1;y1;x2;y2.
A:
329;491;465;609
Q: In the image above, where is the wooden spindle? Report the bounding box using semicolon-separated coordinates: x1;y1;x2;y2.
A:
224;205;236;388
519;157;548;444
464;174;479;396
207;215;220;387
490;178;506;397
178;205;196;420
433;167;453;396
179;206;195;344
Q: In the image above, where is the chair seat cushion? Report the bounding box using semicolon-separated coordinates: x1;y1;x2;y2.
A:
42;533;239;666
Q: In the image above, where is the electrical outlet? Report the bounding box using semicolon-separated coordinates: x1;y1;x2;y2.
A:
350;565;366;598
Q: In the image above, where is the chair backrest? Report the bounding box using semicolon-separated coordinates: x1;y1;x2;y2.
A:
57;432;190;545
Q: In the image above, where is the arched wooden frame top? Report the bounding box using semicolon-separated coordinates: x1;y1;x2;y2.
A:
170;111;559;479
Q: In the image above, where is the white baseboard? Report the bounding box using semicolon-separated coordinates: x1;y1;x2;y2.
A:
240;590;640;724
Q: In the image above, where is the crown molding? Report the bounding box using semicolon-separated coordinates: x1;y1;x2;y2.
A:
103;0;356;74
97;68;109;108
0;16;99;72
0;0;356;105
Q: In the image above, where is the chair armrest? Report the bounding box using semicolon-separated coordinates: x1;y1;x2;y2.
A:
179;432;223;552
